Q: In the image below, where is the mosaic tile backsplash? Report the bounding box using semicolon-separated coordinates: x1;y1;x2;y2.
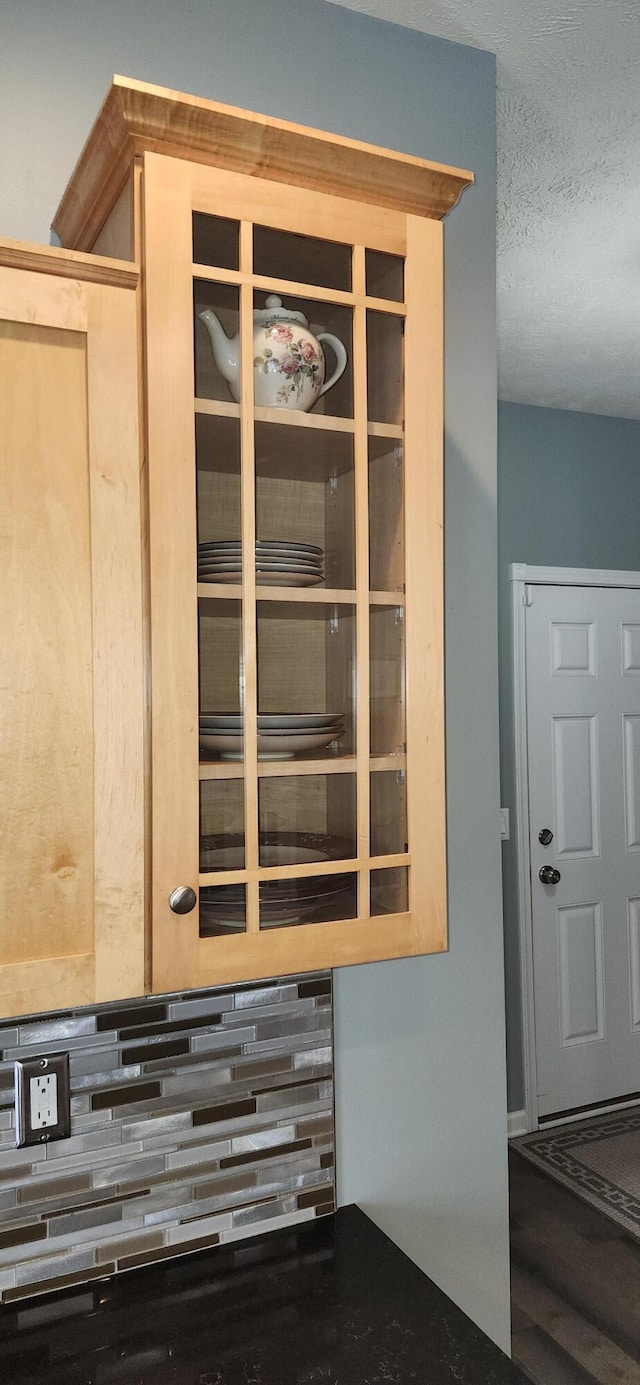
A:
0;973;334;1303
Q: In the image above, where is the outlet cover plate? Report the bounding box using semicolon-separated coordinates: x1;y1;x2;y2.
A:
14;1052;71;1147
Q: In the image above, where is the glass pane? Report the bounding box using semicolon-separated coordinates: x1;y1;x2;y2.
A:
257;602;355;759
200;883;246;937
254;225;351;292
253;291;353;418
370;605;405;756
200;780;244;872
369;438;404;593
259;871;357;929
194;279;239;403
259;775;356;865
371;771;407;857
196;414;241;560
365;250;404;303
255;422;355;590
193;213;239;270
371;867;408;916
367;311;403;426
199;599;243;760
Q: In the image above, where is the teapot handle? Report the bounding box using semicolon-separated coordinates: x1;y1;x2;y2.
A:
317;334;348;397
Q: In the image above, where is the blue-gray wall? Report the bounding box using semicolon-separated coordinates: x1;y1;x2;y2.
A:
499;401;640;1111
0;0;509;1348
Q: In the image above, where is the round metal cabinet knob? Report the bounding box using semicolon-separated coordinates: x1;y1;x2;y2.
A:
169;886;197;914
538;828;554;846
539;866;561;886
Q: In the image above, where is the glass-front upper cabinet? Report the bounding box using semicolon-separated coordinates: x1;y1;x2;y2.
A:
143;142;465;993
53;81;471;996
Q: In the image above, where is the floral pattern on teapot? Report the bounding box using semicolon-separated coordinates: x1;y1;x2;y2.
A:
198;294;347;413
254;323;322;407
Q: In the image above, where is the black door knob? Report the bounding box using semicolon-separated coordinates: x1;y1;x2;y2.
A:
539;866;561;885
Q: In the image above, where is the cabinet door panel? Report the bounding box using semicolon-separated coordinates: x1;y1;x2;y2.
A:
0;263;144;1018
146;155;446;991
1;320;94;967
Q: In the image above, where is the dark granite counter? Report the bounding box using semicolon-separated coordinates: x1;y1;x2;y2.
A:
0;1205;525;1384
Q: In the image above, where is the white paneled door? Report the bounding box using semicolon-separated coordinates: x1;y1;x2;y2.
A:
526;583;640;1117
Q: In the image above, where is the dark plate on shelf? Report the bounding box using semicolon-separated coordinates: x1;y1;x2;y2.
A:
200;830;356;873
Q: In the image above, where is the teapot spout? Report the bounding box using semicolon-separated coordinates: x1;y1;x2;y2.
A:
198;308;239;392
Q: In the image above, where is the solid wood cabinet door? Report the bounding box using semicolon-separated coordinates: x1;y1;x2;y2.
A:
0;249;145;1019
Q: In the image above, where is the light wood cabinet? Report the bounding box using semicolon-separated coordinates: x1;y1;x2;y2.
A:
7;77;471;1005
0;242;145;1018
140;157;454;994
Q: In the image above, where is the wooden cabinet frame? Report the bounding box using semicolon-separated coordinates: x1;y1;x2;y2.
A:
140;156;447;990
50;78;473;997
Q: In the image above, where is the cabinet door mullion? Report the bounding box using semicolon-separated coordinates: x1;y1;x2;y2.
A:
352;246;371;916
239;222;260;931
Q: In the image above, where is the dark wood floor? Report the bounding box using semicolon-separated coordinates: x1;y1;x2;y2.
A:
509;1147;640;1384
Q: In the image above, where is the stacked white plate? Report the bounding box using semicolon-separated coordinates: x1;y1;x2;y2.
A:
199;711;345;760
198;540;324;587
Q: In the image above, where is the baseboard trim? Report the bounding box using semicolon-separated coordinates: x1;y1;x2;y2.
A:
507;1109;529;1139
539;1093;640;1128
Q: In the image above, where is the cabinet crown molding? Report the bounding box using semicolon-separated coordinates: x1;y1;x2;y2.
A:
52;74;474;251
0;237;139;289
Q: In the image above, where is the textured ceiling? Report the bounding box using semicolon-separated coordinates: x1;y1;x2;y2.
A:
326;0;640;418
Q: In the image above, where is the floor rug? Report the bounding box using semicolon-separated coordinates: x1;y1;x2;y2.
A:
513;1107;640;1241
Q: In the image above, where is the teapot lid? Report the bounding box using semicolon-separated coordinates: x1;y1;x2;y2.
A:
254;294;308;328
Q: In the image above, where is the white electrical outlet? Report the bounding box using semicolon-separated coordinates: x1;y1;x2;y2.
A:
14;1052;70;1146
30;1073;59;1129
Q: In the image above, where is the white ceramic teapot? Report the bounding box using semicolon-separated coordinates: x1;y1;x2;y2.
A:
199;295;347;412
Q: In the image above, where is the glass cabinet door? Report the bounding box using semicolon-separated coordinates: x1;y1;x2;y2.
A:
145;154;446;990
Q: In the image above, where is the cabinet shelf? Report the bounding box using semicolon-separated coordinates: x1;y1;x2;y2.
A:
196;395;404;438
197;584;404;605
198;754;406;781
195;397;403;476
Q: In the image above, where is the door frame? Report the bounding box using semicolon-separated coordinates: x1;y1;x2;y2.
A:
511;563;640;1133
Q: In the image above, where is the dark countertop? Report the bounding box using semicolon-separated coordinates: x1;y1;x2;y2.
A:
0;1205;525;1384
